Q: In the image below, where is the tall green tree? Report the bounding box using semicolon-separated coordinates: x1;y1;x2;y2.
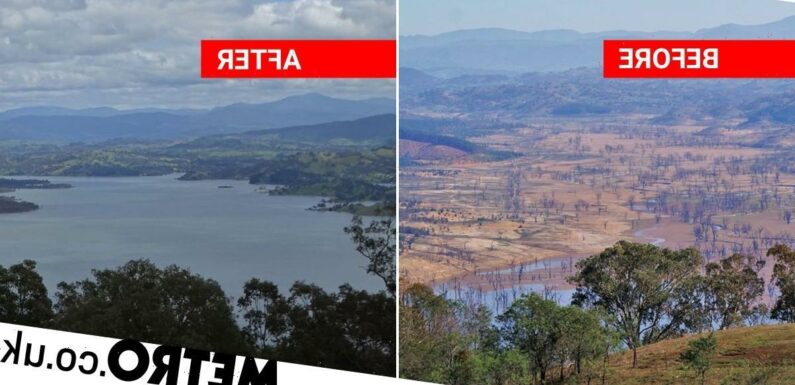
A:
264;282;396;376
53;259;249;354
556;305;612;379
498;293;562;383
704;254;764;329
239;213;397;376
568;241;703;367
0;260;53;327
399;283;489;385
768;244;795;322
238;279;290;355
470;348;531;385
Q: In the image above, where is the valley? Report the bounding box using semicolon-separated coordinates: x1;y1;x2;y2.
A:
400;71;795;304
398;13;795;385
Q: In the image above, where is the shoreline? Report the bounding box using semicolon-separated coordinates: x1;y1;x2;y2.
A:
407;219;671;294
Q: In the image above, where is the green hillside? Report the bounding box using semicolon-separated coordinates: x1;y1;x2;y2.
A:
604;324;795;385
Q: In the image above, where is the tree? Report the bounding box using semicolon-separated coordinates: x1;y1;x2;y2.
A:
237;285;398;376
745;303;770;326
569;241;704;367
556;306;612;379
238;279;290;355
241;213;397;376
53;259;249;354
400;283;613;385
679;333;717;385
345;216;396;297
704;254;764;329
498;293;561;383
0;260;53;327
399;283;445;382
471;348;531;385
693;225;704;241
270;282;396;376
768;244;795;322
399;283;486;385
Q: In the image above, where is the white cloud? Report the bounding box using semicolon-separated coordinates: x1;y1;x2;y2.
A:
0;0;395;109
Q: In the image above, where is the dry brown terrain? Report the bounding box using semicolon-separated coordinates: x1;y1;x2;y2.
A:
602;324;795;385
400;139;468;160
400;116;795;295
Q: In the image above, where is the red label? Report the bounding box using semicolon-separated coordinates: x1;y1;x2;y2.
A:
201;40;396;78
604;40;795;78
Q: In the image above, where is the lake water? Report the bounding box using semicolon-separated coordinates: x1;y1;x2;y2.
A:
434;256;578;315
435;281;574;316
0;175;383;298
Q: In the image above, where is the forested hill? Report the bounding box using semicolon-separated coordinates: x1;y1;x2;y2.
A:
0;114;396;213
0;94;395;142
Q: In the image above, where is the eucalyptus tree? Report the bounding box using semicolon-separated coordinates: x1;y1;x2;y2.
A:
569;241;703;367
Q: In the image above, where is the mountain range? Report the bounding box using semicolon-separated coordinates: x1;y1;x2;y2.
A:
176;114;396;150
0;93;395;143
401;16;795;76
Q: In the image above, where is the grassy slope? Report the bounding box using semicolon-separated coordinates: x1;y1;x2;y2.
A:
603;324;795;385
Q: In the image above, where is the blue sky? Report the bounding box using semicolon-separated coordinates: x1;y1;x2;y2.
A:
401;0;795;35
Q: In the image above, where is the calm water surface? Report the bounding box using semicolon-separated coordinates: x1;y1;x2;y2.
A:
0;175;382;297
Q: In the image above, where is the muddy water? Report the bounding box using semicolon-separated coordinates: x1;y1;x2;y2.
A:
434;256;581;314
434;222;671;314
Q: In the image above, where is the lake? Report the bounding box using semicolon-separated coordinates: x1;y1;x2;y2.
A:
435;280;574;316
434;256;578;315
0;175;383;298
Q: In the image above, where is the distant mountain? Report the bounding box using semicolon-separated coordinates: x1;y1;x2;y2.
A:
399;68;441;93
0;94;395;143
261;113;395;144
0;106;204;121
695;15;795;38
0;106;121;120
401;67;795;126
175;114;396;150
201;93;394;129
401;16;795;76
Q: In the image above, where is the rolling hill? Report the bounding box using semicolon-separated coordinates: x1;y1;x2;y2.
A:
173;114;396;151
603;324;795;385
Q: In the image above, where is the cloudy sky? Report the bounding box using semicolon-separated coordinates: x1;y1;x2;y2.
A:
0;0;395;110
402;0;795;36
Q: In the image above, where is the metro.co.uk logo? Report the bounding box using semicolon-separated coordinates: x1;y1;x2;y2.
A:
0;326;275;385
0;323;427;385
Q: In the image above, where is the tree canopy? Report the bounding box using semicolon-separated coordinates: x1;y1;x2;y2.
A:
704;254;764;329
769;244;795;323
0;260;53;327
569;241;704;367
53;259;250;354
